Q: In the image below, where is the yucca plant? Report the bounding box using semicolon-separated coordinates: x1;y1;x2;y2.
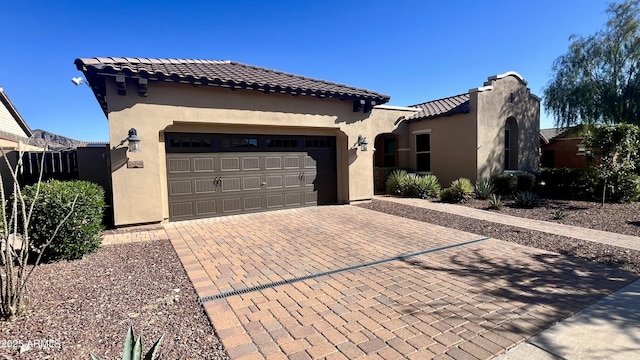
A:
552;209;566;220
91;325;164;360
449;178;474;203
489;194;503;209
439;187;455;202
385;169;408;195
475;179;495;200
514;191;539;208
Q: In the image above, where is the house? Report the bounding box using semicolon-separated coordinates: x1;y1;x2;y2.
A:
75;58;540;226
0;87;33;150
375;71;540;187
540;125;587;168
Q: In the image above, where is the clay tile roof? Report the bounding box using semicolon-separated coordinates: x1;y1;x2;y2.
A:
406;93;470;122
74;57;390;114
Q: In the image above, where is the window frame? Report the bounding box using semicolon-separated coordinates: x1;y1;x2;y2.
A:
415;133;431;173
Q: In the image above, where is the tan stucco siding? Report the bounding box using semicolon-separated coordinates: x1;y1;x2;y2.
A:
408;113;477;186
476;76;540;181
105;81;406;226
0;101;29;140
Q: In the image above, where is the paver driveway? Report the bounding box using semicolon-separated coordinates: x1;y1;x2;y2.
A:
165;206;634;359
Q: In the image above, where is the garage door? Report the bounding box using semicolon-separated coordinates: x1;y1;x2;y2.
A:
165;133;337;221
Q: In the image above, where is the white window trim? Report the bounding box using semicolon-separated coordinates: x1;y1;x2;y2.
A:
576;144;586;156
412;129;432;134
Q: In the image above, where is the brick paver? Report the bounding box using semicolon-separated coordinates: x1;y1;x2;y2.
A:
162;205;635;359
375;195;640;251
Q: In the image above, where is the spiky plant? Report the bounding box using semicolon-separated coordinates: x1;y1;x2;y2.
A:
489;194;503;209
449;178;474;203
422;175;441;198
514;191;539;208
475;179;496;200
385;169;408;195
90;325;164;360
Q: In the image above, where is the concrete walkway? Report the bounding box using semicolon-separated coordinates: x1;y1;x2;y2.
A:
374;195;640;252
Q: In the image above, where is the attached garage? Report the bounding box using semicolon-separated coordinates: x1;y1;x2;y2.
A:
74;57;415;226
165;133;336;220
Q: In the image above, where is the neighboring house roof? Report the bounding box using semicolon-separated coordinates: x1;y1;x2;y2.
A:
0;87;33;139
540;125;585;144
406;93;470;122
74;57;391;115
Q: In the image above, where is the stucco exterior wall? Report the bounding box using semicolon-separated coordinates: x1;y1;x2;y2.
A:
408;112;477;186
105;80;409;226
476;75;540;181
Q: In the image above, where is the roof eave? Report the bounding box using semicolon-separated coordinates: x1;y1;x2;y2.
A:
0;87;33;137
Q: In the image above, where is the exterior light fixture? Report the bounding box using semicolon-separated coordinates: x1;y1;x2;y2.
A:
357;135;369;152
118;128;141;152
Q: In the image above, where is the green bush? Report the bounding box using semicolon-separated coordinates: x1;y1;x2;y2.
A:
516;172;536;192
421;175;441;198
539;168;601;200
607;173;640;202
475;179;495;200
439;188;455;203
514;191;539;208
492;173;518;196
24;180;105;262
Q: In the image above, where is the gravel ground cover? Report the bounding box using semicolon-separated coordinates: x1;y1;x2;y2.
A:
359;199;640;275
0;240;228;360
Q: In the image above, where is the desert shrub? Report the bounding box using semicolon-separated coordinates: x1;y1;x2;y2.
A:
90;324;163;360
439;188;455;202
514;191;539;208
492;173;518;196
421;175;441;198
607;173;640;202
475;179;495;200
539;168;601;200
23;180;105;262
516;172;536;192
440;178;473;203
385;169;408;195
488;194;503;209
552;209;566;220
385;170;441;199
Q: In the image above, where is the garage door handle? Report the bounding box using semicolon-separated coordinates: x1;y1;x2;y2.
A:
261;182;266;186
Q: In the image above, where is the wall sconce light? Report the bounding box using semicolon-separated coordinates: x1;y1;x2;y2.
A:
357;135;369;152
118;128;141;152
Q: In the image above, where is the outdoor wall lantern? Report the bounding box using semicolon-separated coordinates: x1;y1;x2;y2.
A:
357;135;369;152
118;128;141;153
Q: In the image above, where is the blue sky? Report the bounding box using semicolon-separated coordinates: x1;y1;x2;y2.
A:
1;1;611;141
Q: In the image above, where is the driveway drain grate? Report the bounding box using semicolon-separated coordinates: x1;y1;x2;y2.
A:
198;236;490;304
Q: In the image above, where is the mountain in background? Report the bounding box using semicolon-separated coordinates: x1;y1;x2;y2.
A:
29;129;101;150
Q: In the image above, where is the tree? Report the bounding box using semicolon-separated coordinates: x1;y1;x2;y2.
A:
544;1;640;127
583;123;640;203
0;145;77;320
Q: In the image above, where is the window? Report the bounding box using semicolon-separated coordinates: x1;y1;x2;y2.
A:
416;134;431;172
577;144;586;156
267;138;298;148
305;139;333;149
504;129;510;170
222;137;258;148
383;138;396;167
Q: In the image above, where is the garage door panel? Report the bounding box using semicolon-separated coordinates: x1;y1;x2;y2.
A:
266;194;283;208
222;198;242;213
242;157;260;170
193;157;215;172
195;179;217;194
220;157;240;171
222;178;242;192
266;176;283;189
168;158;191;173
305;191;318;204
171;202;194;218
304;155;316;168
196;200;217;215
244;196;262;210
265;157;282;169
283;156;300;169
284;174;302;187
284;193;301;206
243;177;262;190
169;180;192;196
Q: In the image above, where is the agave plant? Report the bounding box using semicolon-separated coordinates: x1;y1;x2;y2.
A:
422;175;441;198
514;191;539;208
385;169;408;195
475;179;496;200
488;194;503;209
90;325;164;360
449;178;474;203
